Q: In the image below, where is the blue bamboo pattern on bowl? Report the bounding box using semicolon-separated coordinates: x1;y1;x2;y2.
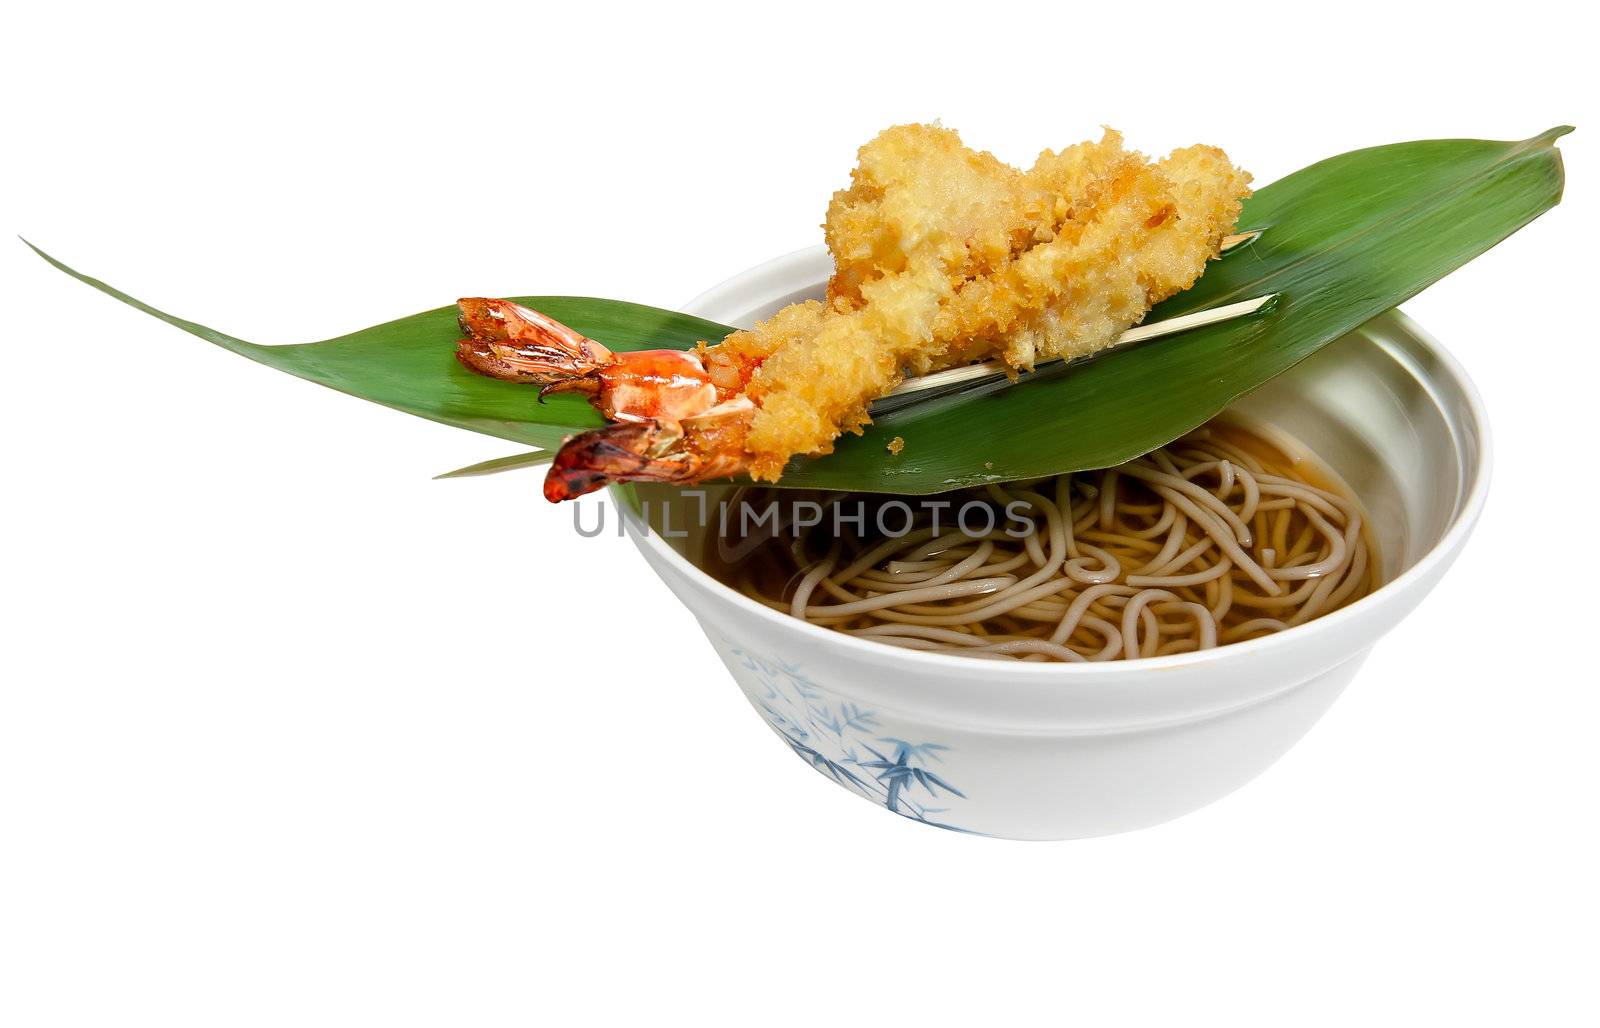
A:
722;641;969;830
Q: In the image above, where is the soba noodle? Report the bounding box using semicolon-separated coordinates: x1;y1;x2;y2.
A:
706;418;1379;663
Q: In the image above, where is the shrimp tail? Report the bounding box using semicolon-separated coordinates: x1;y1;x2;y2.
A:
543;419;748;502
544;422;677;502
455;298;615;386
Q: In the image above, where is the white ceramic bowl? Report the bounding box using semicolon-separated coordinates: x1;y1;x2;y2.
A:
622;248;1490;840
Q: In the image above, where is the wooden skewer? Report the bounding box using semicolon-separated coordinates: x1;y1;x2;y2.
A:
879;228;1269;403
883;291;1277;401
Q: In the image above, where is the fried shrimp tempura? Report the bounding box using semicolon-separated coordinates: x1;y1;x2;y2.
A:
738;125;1250;478
481;123;1252;499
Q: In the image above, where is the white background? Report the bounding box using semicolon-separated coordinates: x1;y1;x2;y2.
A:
3;2;1596;1024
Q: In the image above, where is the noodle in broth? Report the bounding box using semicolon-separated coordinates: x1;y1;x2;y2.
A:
706;418;1379;663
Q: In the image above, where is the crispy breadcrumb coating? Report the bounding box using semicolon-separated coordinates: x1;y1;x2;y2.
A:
825;124;1031;309
721;125;1250;480
933;136;1251;371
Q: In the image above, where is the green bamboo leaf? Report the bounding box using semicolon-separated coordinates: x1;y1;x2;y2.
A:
30;128;1568;492
434;449;554;479
25;240;729;452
